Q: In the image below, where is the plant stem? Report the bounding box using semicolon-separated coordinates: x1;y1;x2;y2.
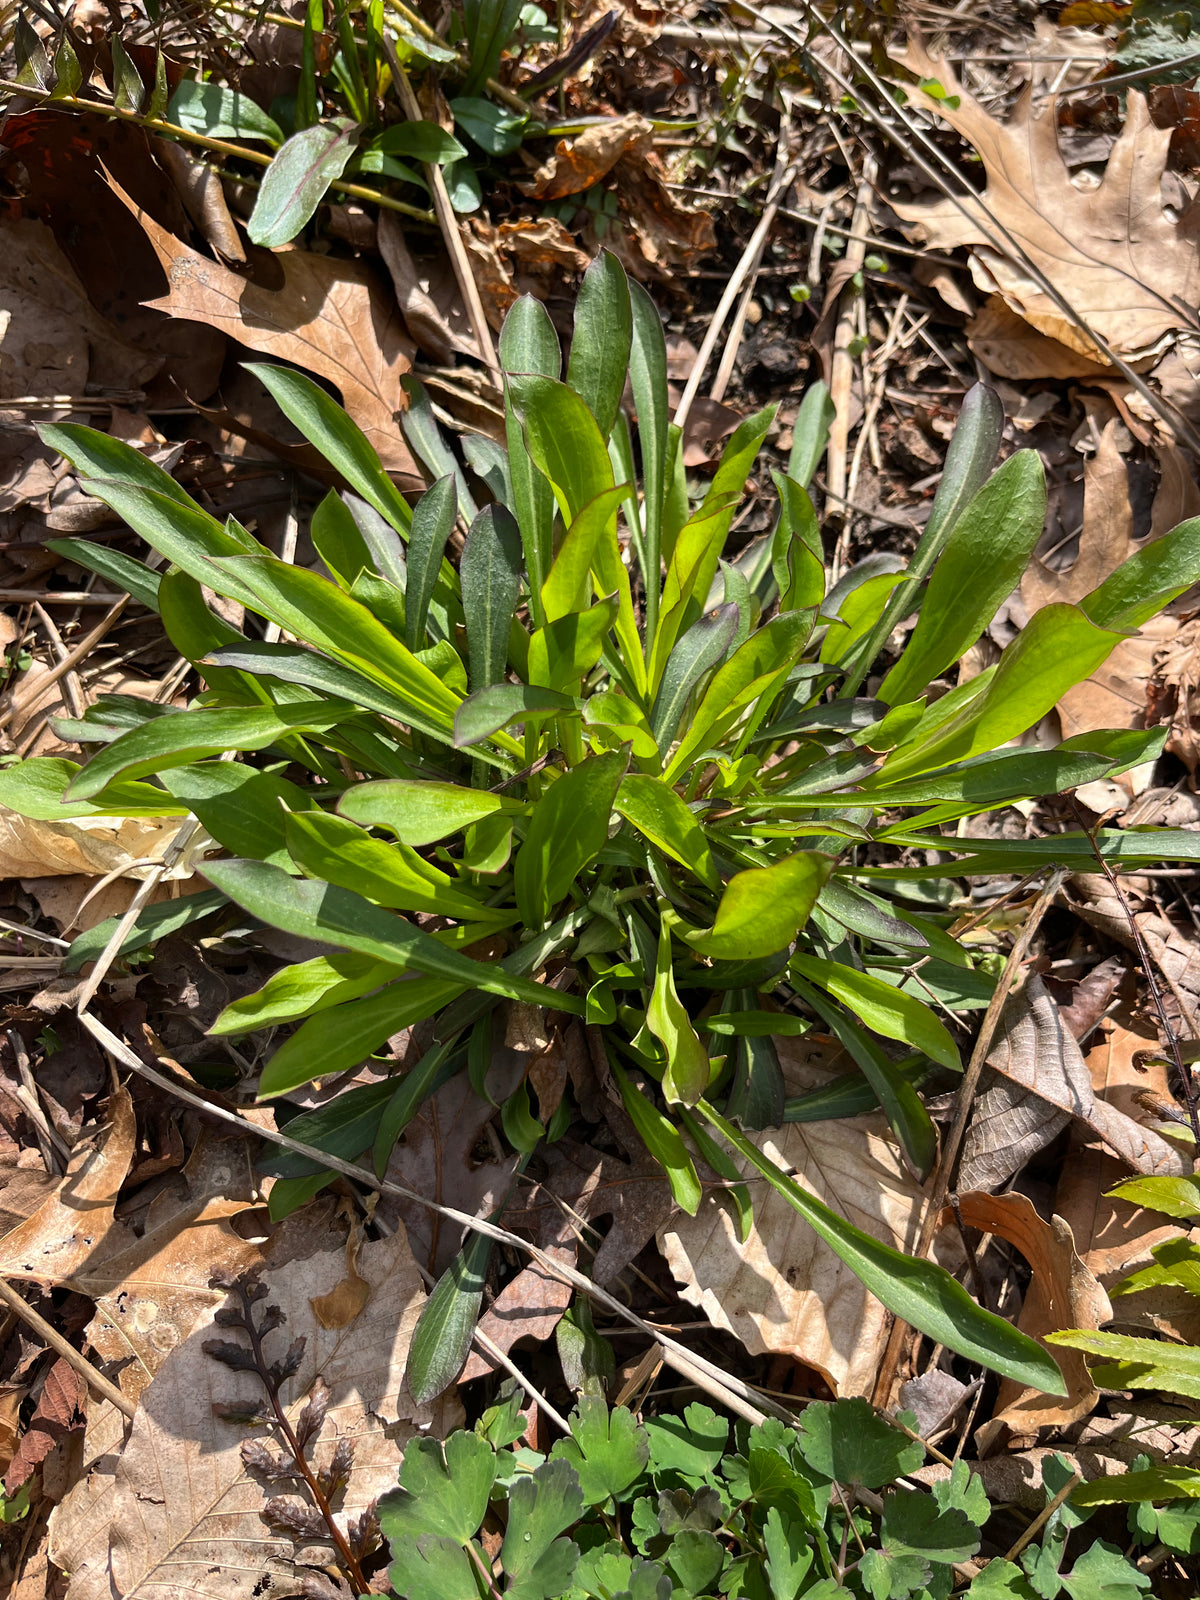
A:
0;81;434;222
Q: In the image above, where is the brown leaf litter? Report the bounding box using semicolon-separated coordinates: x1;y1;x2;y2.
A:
893;37;1200;365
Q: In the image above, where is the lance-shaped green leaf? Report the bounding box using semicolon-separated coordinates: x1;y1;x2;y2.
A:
45;537;162;614
406;1228;494;1403
649;602;739;750
163;763;313;869
205;643;428;729
841;381;1005;697
687;853;831;961
340;779;524;846
500;296;560;618
1045;1328;1200;1399
541;485;631;622
64;701;349;800
247;364;413;534
372;119;467;163
311;491;372;588
201;858;584;1013
790;954;961;1072
462;0;523;94
699;1100;1067;1394
615;775;719;890
0;757;185;822
663;610;811;780
1080;514;1200;631
791;976;938;1181
248;119;359;247
1068;1463;1200;1506
63;890;229;975
612;1061;701;1213
771;472;824;614
405;475;456;650
213;555;461;736
454;683;577;748
567;250;633;442
460;503;523;690
285;808;511;923
878;603;1125;785
51;34;82;97
880;450;1047;707
111;34;144;111
514;749;628;926
629;279;669;641
400;377;477;523
256;977;461;1096
646;919;710;1106
169;78;284;144
211;951;402;1035
787;380;836;489
528;597;620;692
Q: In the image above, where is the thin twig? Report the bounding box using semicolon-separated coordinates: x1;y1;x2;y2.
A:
0;1276;136;1419
1004;1470;1083;1562
381;39;501;380
0;596;127;732
871;868;1067;1406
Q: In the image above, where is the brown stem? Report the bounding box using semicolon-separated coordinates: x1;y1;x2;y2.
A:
234;1283;368;1594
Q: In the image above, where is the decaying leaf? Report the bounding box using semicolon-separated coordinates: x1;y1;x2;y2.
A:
1067;875;1200;1035
458;1244;575;1384
965;295;1113;381
0;810;185;884
54;1230;460;1600
4;1357;87;1496
660;1039;962;1398
893;38;1200;361
955;1191;1110;1443
959;975;1186;1195
0;216;161;398
0;1088;136;1285
377;212;477;365
105;173;421;481
520;112;654;199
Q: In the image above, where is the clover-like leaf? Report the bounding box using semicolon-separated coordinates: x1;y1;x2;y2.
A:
932;1459;991;1530
656;1486;724;1536
378;1432;495;1544
968;1561;1039;1598
880;1490;981;1566
1061;1542;1151;1600
797;1399;923;1491
859;1546;931;1600
387;1533;480;1600
501;1458;583;1600
644;1402;728;1481
550;1398;649;1506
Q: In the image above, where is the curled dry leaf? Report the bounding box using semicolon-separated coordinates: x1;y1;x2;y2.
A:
1066;874;1200;1035
954;1191;1111;1444
961;975;1185;1194
377;212;477;365
53;1230;461;1600
155;142;246;265
965;296;1114;381
660;1039;962;1398
893;38;1200;361
0;1087;136;1285
520;112;654;199
103;172;421;482
4;1356;88;1496
0;811;185;884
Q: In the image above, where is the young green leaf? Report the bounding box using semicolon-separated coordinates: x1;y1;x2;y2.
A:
687;854;831;961
248;120;359;247
528;597;620;692
614;775;719;890
701;1101;1067;1393
501;1459;584;1600
169;78;284;143
629;280;669;643
514;749;628;926
454;683;577;748
372;120;467;163
0;757;185;823
646;919;710;1106
406;1229;494;1403
405;475;456;650
649;602;739;750
339;779;523;846
549;1398;650;1507
63;890;228;975
451;95;527;154
790;954;961;1072
500;297;560;617
380;1430;497;1543
566;250;633;442
612;1061;702;1214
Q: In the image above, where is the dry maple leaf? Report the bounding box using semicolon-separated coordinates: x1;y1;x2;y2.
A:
892;37;1200;361
103;173;421;483
659;1038;963;1398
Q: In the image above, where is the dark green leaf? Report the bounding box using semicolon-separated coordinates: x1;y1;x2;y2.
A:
797;1398;923;1490
786;381;835;489
462;0;523;94
567;250;633;442
372;120;467;163
405;475;456;651
514;749;628;926
111;35;144;112
649;602;739;749
63;889;228;974
451;95;527;154
379;1429;496;1543
500;296;560;613
406;1228;493;1402
644;1403;727;1479
550;1398;649;1507
162;763;314;868
461;504;523;691
454;683;577;748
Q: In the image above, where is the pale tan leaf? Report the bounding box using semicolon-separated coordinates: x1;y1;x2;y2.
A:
955;1191;1111;1441
58;1230;460;1600
0;1088;136;1284
103;173;421;481
892;38;1200;359
966;295;1111;381
659;1039;961;1397
0;810;183;883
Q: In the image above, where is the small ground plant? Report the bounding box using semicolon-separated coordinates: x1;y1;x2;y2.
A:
6;252;1200;1396
371;1389;1157;1600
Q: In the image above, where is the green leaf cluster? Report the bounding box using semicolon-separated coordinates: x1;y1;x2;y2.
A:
13;253;1200;1396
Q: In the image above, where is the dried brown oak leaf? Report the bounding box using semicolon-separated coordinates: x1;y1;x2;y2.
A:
891;37;1200;361
103;171;421;483
52;1230;460;1600
660;1038;963;1398
4;1357;87;1496
954;1191;1111;1445
959;974;1185;1194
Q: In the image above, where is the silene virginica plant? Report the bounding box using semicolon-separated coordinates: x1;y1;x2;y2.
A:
8;249;1200;1400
